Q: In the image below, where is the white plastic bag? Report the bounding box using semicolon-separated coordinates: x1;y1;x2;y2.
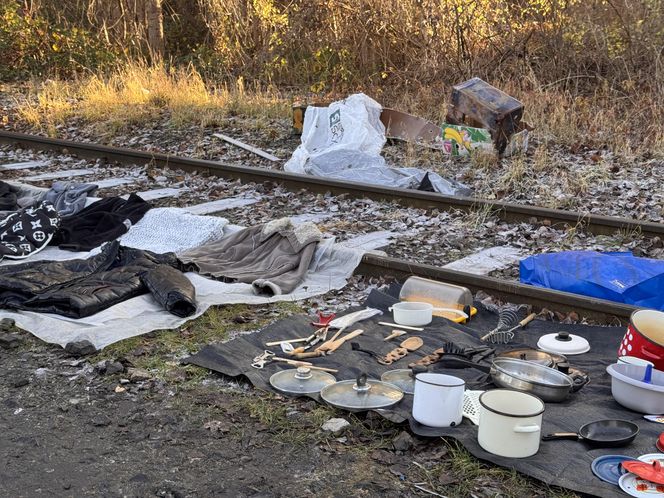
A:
285;93;471;196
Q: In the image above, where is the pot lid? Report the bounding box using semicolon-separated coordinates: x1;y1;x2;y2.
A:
320;373;404;412
591;454;639;485
269;367;336;395
537;332;590;355
496;348;562;367
381;369;415;394
623;460;664;485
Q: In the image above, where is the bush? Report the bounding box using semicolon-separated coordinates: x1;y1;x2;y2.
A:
0;1;117;80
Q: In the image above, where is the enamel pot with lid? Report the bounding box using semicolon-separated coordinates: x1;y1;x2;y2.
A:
477;389;545;458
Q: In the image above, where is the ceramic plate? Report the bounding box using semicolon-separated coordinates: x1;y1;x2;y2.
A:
619;473;664;497
638;453;664;465
644;415;664;424
592;455;639;485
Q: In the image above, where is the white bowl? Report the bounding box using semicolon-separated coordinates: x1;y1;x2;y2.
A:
606;363;664;414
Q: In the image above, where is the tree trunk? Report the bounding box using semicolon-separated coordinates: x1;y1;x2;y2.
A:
145;0;165;60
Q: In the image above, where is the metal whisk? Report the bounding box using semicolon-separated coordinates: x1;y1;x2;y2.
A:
481;305;534;344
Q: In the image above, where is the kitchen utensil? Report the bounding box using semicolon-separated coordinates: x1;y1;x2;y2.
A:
496;348;560;367
412;373;465;427
379;322;424;331
619;472;664;498
607;363;664;414
478;389;545;458
482;313;536;344
388;302;468;327
490;358;575;402
409;347;445;368
537;331;590;355
462;390;484;425
381;369;416;394
320;373;404;412
591;455;639;485
316;328;364;353
269;367;336;395
378;336;424;365
250;350;338;372
351;342;383;360
480;304;527;343
265;337;309;347
644;416;664;424
542;419;640;447
619;356;655;368
620;309;664;371
384;330;407;341
638;453;664;464
606;363;664;414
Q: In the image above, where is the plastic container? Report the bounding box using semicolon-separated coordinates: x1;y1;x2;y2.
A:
606;363;664;414
400;277;472;318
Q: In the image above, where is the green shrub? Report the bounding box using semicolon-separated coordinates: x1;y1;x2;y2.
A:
0;1;117;80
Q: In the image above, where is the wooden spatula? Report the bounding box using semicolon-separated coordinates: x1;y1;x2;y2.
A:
317;329;364;353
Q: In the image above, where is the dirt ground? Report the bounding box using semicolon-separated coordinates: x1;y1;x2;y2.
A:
0;311;577;498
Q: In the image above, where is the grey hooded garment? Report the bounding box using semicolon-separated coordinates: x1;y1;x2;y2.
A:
180;218;323;296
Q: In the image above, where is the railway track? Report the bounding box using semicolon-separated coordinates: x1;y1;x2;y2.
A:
0;130;650;321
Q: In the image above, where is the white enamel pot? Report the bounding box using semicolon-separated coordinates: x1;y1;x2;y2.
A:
478;389;545;458
388;302;468;327
412;373;465;427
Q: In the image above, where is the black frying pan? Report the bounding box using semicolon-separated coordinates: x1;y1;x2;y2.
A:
542;419;639;447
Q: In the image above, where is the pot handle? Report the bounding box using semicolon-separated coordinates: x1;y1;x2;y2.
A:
541;432;579;441
388;307;393;312
513;424;540;433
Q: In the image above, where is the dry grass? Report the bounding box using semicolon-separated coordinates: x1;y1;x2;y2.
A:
16;61;289;136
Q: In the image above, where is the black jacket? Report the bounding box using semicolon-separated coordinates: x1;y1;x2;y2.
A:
51;193;151;251
0;241;196;318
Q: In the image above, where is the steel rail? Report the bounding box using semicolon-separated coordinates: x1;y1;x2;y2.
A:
357;254;635;321
0;131;646;320
1;130;662;238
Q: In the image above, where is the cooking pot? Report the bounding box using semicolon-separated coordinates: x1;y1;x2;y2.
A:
490;358;578;402
478;389;545;458
388;302;468;327
412;373;465;427
619;310;664;370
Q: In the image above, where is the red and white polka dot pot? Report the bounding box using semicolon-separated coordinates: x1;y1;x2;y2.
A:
619;310;664;371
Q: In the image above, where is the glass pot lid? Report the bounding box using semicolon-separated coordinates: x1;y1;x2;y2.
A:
381;369;416;394
269;367;336;395
496;348;559;367
537;332;590;355
320;373;404;412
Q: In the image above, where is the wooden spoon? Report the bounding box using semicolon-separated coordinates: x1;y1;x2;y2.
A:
401;336;424;351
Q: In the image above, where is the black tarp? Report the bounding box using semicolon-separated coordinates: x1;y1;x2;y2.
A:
185;289;660;498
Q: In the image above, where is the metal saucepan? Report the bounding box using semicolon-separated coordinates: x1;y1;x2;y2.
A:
542;419;639;447
490;358;576;402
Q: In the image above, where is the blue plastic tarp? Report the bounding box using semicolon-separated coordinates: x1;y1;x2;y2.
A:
520;251;664;310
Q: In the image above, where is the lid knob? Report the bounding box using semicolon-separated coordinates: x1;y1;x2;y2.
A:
294;367;313;380
353;372;371;393
555;332;572;342
556;361;570;374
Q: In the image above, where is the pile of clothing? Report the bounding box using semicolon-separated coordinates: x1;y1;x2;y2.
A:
0;180;325;324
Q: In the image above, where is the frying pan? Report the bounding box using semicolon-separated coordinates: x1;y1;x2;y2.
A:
542;419;639;447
